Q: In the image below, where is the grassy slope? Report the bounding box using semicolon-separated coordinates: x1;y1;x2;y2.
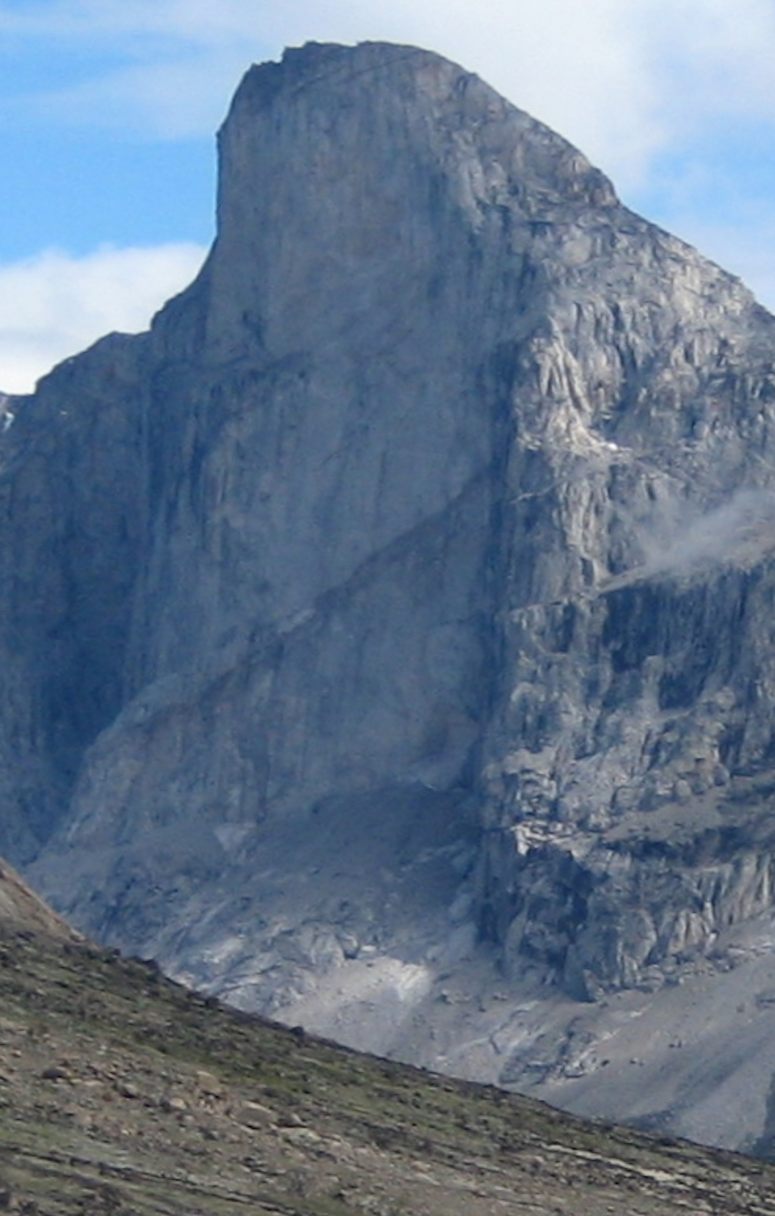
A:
1;923;774;1215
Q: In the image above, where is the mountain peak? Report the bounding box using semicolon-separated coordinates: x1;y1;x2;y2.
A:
221;40;617;211
206;39;616;364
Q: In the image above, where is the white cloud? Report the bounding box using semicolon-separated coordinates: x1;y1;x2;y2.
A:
0;243;206;394
647;0;775;125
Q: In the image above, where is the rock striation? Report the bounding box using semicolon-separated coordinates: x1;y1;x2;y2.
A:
5;41;775;1149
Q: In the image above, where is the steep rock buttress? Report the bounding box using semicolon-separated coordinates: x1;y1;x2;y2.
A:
5;41;775;1151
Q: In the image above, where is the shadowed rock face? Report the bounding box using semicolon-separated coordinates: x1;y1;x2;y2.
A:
6;40;775;1150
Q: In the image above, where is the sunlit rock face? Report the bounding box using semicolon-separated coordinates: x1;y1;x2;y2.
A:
6;41;775;1151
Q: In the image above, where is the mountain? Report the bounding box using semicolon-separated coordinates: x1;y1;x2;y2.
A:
4;40;775;1152
3;894;775;1214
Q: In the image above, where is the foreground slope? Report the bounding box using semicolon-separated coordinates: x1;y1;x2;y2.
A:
2;905;775;1215
4;41;775;1147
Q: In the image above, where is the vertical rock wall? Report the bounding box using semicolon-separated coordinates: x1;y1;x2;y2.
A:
2;42;775;1019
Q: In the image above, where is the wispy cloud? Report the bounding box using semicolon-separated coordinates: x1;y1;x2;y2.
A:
636;488;775;579
0;243;205;394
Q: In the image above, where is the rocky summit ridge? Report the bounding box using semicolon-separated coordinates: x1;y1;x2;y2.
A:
4;41;775;1152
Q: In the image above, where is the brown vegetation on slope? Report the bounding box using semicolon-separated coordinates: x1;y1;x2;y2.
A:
0;912;774;1214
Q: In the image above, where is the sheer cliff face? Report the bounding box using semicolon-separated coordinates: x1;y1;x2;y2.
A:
7;42;775;1128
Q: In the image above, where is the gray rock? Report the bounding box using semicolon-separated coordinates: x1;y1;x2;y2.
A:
4;40;775;1150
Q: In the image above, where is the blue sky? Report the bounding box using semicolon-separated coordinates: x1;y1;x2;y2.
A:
3;0;775;392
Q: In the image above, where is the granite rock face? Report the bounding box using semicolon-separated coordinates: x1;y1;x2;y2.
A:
6;42;775;1149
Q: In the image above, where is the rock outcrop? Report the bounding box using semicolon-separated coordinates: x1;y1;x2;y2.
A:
5;41;775;1150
